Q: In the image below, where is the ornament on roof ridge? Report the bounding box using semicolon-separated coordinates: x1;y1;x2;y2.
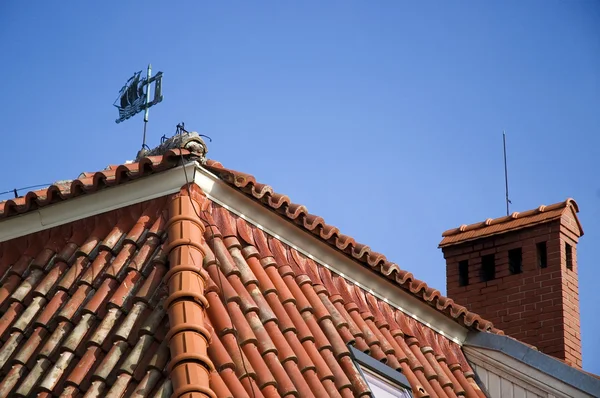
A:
135;123;211;163
114;64;164;160
114;65;163;125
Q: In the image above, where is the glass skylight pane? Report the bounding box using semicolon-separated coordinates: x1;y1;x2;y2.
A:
363;368;412;398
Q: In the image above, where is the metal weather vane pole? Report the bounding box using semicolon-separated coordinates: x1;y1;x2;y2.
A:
503;131;511;216
142;64;152;149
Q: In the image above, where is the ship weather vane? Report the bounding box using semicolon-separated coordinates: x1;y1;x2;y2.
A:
114;64;163;151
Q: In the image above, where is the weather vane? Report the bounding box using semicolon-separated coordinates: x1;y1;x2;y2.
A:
114;64;163;151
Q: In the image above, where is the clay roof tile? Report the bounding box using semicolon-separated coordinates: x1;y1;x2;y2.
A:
0;154;498;397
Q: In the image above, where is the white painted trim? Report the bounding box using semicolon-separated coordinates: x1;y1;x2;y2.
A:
194;166;468;344
0;162;197;243
464;346;593;398
0;162;468;344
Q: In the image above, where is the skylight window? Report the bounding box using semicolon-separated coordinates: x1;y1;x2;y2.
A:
348;345;413;397
362;368;412;398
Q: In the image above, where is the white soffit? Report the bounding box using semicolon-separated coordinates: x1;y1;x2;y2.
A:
0;161;468;344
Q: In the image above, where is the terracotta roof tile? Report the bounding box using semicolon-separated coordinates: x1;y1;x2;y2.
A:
0;151;505;397
0;149;195;219
439;198;583;247
203;160;501;335
0;194;487;397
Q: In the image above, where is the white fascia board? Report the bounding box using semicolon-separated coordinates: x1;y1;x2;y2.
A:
0;162;197;242
0;162;468;344
194;165;468;344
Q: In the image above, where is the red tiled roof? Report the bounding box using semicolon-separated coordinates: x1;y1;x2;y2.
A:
439;199;583;247
0;189;487;397
203;160;501;335
0;150;197;219
0;154;501;336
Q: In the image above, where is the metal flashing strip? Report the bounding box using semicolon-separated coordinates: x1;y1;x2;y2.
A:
348;345;412;392
0;162;197;243
194;165;468;345
465;331;600;397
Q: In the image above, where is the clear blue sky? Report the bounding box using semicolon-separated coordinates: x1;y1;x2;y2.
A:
1;1;599;372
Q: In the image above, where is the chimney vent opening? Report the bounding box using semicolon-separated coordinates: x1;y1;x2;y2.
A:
537;242;548;268
508;248;522;274
458;260;469;286
566;243;573;270
481;254;496;282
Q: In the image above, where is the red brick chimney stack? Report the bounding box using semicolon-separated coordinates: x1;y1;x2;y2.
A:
439;199;583;368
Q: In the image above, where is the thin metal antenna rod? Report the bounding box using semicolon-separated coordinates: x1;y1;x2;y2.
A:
503;131;510;216
142;64;152;148
142;119;148;150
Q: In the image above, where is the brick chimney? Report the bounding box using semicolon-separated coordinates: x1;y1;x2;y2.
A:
439;199;583;368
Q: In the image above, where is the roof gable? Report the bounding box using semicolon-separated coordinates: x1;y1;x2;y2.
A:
0;154;501;336
1;134;594;396
0;192;486;397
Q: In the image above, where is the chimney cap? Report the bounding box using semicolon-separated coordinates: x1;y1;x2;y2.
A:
439;198;582;247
